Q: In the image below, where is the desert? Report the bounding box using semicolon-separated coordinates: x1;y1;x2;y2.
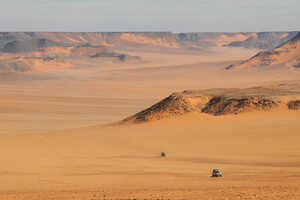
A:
0;30;300;200
3;0;300;198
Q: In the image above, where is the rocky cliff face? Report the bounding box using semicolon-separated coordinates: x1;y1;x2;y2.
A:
121;85;300;124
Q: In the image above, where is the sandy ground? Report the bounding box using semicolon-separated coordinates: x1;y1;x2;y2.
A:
1;46;300;199
1;111;300;199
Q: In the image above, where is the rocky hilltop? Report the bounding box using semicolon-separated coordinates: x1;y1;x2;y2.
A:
227;33;300;70
122;84;300;124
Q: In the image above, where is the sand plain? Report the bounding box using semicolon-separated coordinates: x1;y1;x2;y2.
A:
1;46;300;199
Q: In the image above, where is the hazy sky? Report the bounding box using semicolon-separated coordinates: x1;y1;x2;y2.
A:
0;0;299;32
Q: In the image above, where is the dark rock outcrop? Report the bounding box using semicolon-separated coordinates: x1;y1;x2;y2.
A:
202;96;278;115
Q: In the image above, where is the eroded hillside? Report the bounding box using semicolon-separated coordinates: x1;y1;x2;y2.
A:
122;84;300;124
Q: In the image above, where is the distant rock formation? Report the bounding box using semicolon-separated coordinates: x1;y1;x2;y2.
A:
0;32;181;50
225;32;298;50
0;39;140;72
226;32;300;70
0;32;298;51
1;38;62;53
176;32;296;49
0;31;299;73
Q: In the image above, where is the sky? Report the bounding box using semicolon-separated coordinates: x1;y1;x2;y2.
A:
0;0;299;32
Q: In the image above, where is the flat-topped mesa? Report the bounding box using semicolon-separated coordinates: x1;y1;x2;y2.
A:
121;86;300;124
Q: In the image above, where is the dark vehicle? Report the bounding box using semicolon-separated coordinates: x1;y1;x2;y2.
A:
211;169;222;177
161;152;166;157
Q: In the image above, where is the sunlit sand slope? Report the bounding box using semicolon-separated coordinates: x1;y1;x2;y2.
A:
0;110;300;199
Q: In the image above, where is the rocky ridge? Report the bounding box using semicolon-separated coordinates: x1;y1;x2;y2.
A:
122;85;300;124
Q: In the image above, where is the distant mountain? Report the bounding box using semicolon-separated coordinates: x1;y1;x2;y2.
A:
226;32;300;70
176;32;254;47
0;38;140;73
0;32;299;51
176;32;298;49
225;32;298;49
1;38;62;53
0;32;181;50
1;32;300;73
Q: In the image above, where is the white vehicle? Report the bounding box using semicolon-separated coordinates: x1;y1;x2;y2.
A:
212;169;222;177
